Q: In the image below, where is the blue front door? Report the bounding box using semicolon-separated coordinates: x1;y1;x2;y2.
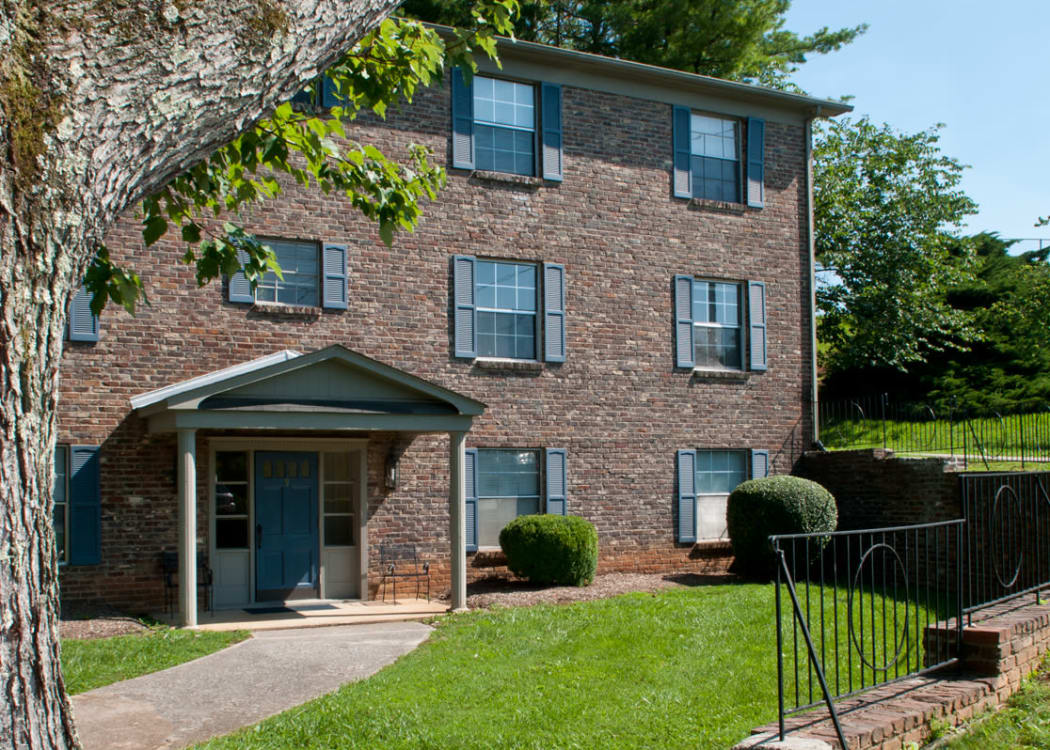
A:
255;451;318;600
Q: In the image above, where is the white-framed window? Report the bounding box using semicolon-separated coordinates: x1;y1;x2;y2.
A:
696;450;749;541
255;239;321;307
53;446;69;563
690;113;740;202
473;76;537;176
693;280;744;370
476;260;538;360
476;449;541;547
214;451;249;549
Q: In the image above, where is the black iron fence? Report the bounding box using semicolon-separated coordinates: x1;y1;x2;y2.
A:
818;394;1050;470
961;472;1050;618
771;521;965;746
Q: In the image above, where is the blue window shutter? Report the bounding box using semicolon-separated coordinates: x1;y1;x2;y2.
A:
545;448;568;515
672;106;692;198
69;445;101;565
228;247;253;303
751;449;770;479
543;263;566;362
451;67;475;170
677;450;697;544
748;280;768;371
322;242;348;310
321;76;341;109
541;82;563;181
465;448;478;552
453;255;477;358
746;117;766;208
68;285;100;342
674;275;695;369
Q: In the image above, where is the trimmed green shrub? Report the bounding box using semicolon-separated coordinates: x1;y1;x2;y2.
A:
499;515;598;586
726;475;837;576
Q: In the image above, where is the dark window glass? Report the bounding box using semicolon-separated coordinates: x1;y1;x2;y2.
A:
324;516;354;546
216;518;249;548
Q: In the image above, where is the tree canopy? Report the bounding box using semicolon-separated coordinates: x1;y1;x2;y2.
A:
88;2;519;317
400;0;866;87
814;116;979;375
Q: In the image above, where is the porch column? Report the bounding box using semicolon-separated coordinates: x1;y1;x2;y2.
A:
177;428;198;627
448;430;468;611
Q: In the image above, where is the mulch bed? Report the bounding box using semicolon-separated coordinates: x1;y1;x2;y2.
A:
60;601;152;640
452;571;741;610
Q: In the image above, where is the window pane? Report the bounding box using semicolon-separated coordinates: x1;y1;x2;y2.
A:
215;451;247;482
53;503;66;562
474;76;534;129
324;483;353;514
257;240;319;307
215;483;248;516
53;447;67;503
324;516;354;546
216;518;249;549
696;451;748;494
695;326;742;369
478;498;520;547
324;452;351;481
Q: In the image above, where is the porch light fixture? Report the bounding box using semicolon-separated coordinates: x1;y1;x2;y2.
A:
385;453;399;489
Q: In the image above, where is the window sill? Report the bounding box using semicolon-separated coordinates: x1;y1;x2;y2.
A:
469;170;545;188
686;198;755;216
249;302;322;318
473;358;544;373
691;368;751;382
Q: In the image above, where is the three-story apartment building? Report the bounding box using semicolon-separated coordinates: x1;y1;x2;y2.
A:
56;33;849;624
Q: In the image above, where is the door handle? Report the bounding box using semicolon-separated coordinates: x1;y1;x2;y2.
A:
256;524;263;549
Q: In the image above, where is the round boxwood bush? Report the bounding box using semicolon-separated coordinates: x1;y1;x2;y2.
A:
499;514;598;586
726;475;837;576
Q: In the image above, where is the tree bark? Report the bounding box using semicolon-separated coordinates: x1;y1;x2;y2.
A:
0;2;401;746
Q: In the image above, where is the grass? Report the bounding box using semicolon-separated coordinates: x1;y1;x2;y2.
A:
821;411;1050;470
62;626;250;695
196;584;943;750
940;653;1050;749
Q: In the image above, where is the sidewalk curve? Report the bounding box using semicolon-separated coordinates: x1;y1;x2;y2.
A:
72;621;432;750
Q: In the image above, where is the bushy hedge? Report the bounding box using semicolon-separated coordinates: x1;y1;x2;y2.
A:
726;475;837;576
499;515;598;586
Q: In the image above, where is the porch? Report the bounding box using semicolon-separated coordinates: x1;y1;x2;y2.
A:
130;345;486;627
188;598;449;632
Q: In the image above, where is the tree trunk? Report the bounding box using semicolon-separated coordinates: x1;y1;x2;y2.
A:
0;1;401;746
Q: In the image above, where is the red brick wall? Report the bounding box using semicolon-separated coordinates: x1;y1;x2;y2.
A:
57;74;813;610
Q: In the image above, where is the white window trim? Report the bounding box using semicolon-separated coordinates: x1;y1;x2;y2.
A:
691;278;748;373
252;238;323;308
54;444;69;565
475;447;543;550
208;437;367;604
474;258;542;362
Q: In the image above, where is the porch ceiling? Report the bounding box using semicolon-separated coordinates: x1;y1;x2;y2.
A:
130;345;486;434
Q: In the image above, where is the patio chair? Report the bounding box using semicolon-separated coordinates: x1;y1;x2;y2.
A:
379;543;431;604
162;550;214;617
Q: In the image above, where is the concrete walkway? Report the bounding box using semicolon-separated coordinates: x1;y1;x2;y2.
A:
72;621;432;750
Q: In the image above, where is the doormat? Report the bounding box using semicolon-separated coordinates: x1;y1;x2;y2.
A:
244;603;339;615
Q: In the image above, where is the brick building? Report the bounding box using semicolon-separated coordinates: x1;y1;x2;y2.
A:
56;35;850;624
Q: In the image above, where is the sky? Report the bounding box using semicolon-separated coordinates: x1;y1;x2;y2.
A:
784;1;1050;253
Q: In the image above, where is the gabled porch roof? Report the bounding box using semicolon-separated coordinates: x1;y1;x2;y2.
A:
130;345;486;434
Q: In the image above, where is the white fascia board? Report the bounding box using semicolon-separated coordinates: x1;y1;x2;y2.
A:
130;350;302;411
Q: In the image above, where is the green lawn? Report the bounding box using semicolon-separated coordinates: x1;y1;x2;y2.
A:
62;627;250;695
196;584;942;750
821;411;1050;469
940;654;1050;749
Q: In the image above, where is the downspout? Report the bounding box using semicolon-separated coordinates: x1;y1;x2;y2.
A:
806;108;821;447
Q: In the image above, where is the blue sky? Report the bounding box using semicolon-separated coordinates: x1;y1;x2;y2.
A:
784;1;1050;253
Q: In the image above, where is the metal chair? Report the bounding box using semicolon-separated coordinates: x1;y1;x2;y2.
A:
162;550;214;616
379;543;430;603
